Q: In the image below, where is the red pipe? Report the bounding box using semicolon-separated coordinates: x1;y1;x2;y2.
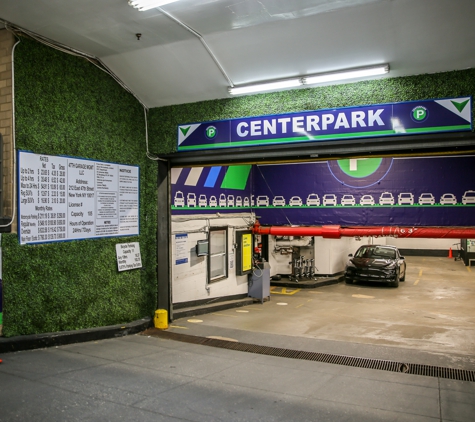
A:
252;223;475;239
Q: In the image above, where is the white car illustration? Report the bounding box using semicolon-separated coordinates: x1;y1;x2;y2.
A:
323;194;337;206
187;192;196;207
219;193;227;207
440;193;457;205
418;193;435;205
379;192;395;206
273;196;286;206
235;196;243;207
256;195;269;206
398;192;414;205
306;193;320;206
198;194;207;207
209;196;217;207
227;195;235;207
243;197;250;207
360;195;375;206
174;191;185;207
462;190;475;204
251;195;255;207
289;196;302;206
341;194;356;206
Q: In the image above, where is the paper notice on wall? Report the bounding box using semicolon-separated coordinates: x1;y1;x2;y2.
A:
175;233;188;265
116;242;142;272
18;151;139;245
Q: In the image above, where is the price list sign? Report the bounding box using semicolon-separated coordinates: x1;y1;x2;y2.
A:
18;151;139;245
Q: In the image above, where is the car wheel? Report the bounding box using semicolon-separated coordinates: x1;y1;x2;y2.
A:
400;271;406;282
389;271;399;287
389;278;399;287
345;277;353;284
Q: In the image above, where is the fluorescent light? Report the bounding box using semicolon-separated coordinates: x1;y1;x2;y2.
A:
128;0;179;11
304;64;389;85
228;64;389;96
228;79;301;95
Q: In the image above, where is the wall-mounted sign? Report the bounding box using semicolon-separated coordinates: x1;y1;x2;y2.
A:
177;97;472;151
175;233;188;265
236;230;253;276
18;151;139;245
116;242;142;272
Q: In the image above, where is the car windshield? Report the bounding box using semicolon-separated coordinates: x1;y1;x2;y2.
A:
355;246;396;259
466;192;475;198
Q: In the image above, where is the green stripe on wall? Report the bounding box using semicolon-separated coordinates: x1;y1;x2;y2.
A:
221;165;252;190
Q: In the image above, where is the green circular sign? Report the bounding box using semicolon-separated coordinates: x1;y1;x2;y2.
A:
337;158;383;178
206;126;217;139
412;106;427;121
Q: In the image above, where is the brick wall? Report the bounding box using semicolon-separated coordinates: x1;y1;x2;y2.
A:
0;29;15;233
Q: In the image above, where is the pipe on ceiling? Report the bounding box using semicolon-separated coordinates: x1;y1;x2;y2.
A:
253;223;475;239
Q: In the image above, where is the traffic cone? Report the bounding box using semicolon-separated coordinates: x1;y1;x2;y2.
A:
448;248;453;258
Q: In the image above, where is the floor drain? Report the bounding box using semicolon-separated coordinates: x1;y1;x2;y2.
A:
142;329;475;382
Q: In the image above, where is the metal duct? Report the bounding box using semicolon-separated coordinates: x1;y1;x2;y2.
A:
253;223;475;239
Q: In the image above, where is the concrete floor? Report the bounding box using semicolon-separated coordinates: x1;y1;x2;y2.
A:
170;256;475;369
1;256;474;421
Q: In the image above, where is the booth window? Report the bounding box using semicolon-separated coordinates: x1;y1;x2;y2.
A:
208;226;228;283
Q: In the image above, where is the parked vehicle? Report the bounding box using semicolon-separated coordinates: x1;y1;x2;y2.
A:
174;191;185;207
360;195;375;206
323;194;337;206
440;193;457;205
187;192;196;207
398;192;414;205
289;196;302;206
273;196;286;206
379;192;395;206
418;193;435;205
341;194;356;206
306;193;320;206
462;190;475;205
256;195;269;206
345;245;406;288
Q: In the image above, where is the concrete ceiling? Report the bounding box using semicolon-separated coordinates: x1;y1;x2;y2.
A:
1;0;474;108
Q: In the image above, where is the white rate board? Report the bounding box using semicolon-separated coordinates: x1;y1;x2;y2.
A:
18;151;139;245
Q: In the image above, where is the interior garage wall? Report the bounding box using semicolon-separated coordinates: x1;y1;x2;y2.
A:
1;36;158;337
171;214;252;305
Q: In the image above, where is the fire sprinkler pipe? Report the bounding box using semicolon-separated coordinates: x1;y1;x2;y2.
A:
252;223;475;239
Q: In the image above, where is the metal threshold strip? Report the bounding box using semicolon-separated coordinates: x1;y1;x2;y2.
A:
143;329;475;383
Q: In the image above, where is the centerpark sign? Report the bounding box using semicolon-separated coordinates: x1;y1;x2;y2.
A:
177;97;472;151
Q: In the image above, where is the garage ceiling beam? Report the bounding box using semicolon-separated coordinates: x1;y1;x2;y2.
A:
160;132;475;167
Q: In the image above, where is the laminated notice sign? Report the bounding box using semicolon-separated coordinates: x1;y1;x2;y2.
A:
116;242;142;271
18;151;139;245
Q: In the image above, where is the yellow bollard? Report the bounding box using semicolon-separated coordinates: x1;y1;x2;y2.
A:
154;309;168;330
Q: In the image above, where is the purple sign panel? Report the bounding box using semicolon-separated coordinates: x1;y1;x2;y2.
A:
171;156;475;227
177;97;472;151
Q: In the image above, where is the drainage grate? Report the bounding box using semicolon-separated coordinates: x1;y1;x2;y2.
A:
142;329;475;383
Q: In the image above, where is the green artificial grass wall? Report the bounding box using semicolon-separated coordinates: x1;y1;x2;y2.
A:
148;68;475;154
2;37;157;336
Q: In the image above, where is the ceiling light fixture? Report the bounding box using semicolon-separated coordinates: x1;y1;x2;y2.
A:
228;64;389;96
228;79;302;96
128;0;179;11
303;64;389;85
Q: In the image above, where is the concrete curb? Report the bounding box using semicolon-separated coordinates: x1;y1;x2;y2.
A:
0;317;152;354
